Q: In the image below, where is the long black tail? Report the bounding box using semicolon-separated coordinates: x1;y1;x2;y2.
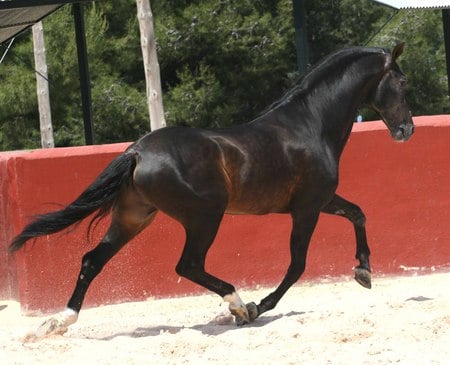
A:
9;150;137;253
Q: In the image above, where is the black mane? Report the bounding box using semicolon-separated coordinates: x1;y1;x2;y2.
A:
260;46;389;116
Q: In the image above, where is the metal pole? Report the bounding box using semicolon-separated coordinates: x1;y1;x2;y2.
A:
442;9;450;98
73;3;93;145
292;0;309;75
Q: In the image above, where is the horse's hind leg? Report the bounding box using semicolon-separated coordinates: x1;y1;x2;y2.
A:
321;194;371;289
29;203;157;340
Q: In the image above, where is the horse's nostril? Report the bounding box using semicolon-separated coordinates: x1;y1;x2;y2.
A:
398;123;413;137
394;123;414;142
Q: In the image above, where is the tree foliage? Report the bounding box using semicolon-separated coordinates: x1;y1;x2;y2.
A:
305;0;392;62
154;0;296;127
368;9;448;116
0;0;448;151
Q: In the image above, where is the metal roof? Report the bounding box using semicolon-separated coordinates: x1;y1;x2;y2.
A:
0;1;93;44
372;0;450;9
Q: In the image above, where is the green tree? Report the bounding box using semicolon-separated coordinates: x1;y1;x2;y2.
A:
368;9;448;116
305;0;392;63
305;2;448;118
155;0;297;128
44;5;149;146
0;33;40;150
0;1;448;151
0;3;149;150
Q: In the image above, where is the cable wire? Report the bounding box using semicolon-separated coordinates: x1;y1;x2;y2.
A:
0;37;15;64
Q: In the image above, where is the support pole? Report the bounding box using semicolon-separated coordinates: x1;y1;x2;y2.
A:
442;9;450;98
73;3;94;145
32;21;54;148
136;0;166;131
292;0;309;75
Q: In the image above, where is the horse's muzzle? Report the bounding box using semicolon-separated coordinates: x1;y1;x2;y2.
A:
392;122;414;142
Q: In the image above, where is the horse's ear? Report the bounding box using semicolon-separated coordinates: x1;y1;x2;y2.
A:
392;42;405;61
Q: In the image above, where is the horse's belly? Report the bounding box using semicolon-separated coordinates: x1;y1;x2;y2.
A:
225;192;291;215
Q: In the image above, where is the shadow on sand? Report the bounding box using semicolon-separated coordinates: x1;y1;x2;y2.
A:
95;310;306;341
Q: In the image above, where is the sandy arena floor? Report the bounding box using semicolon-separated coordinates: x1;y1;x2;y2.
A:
1;272;449;365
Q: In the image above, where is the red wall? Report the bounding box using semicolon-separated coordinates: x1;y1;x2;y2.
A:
1;115;449;314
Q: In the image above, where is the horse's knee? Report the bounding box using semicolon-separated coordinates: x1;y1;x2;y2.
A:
329;199;366;227
347;205;366;226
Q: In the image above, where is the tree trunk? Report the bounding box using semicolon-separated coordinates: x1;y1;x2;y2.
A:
136;0;166;131
32;21;54;148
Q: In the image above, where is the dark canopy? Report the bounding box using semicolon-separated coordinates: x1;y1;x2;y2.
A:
0;0;93;45
0;0;95;144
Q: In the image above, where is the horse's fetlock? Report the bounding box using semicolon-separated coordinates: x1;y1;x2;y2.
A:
259;294;277;314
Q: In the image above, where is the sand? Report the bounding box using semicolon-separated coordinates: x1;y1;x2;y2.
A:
1;272;449;365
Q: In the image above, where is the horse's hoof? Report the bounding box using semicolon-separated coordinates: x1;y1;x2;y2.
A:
246;302;259;322
231;308;250;326
354;267;372;289
22;318;69;343
225;292;250;326
22;308;78;342
35;318;70;337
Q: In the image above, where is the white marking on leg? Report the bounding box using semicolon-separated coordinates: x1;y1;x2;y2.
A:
223;291;250;325
23;307;79;342
223;292;246;311
60;307;78;326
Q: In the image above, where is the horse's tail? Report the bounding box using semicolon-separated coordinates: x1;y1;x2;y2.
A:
9;150;137;253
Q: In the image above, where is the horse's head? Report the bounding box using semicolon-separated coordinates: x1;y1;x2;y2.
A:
369;43;414;142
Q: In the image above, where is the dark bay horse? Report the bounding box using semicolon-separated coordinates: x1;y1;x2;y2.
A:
10;43;413;337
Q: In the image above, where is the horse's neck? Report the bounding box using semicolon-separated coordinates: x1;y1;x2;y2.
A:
311;67;383;156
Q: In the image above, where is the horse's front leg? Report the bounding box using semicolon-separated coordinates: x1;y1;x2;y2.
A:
175;209;253;326
321;194;371;289
247;207;321;320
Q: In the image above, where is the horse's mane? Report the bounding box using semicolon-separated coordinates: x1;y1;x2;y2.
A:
259;46;389;116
